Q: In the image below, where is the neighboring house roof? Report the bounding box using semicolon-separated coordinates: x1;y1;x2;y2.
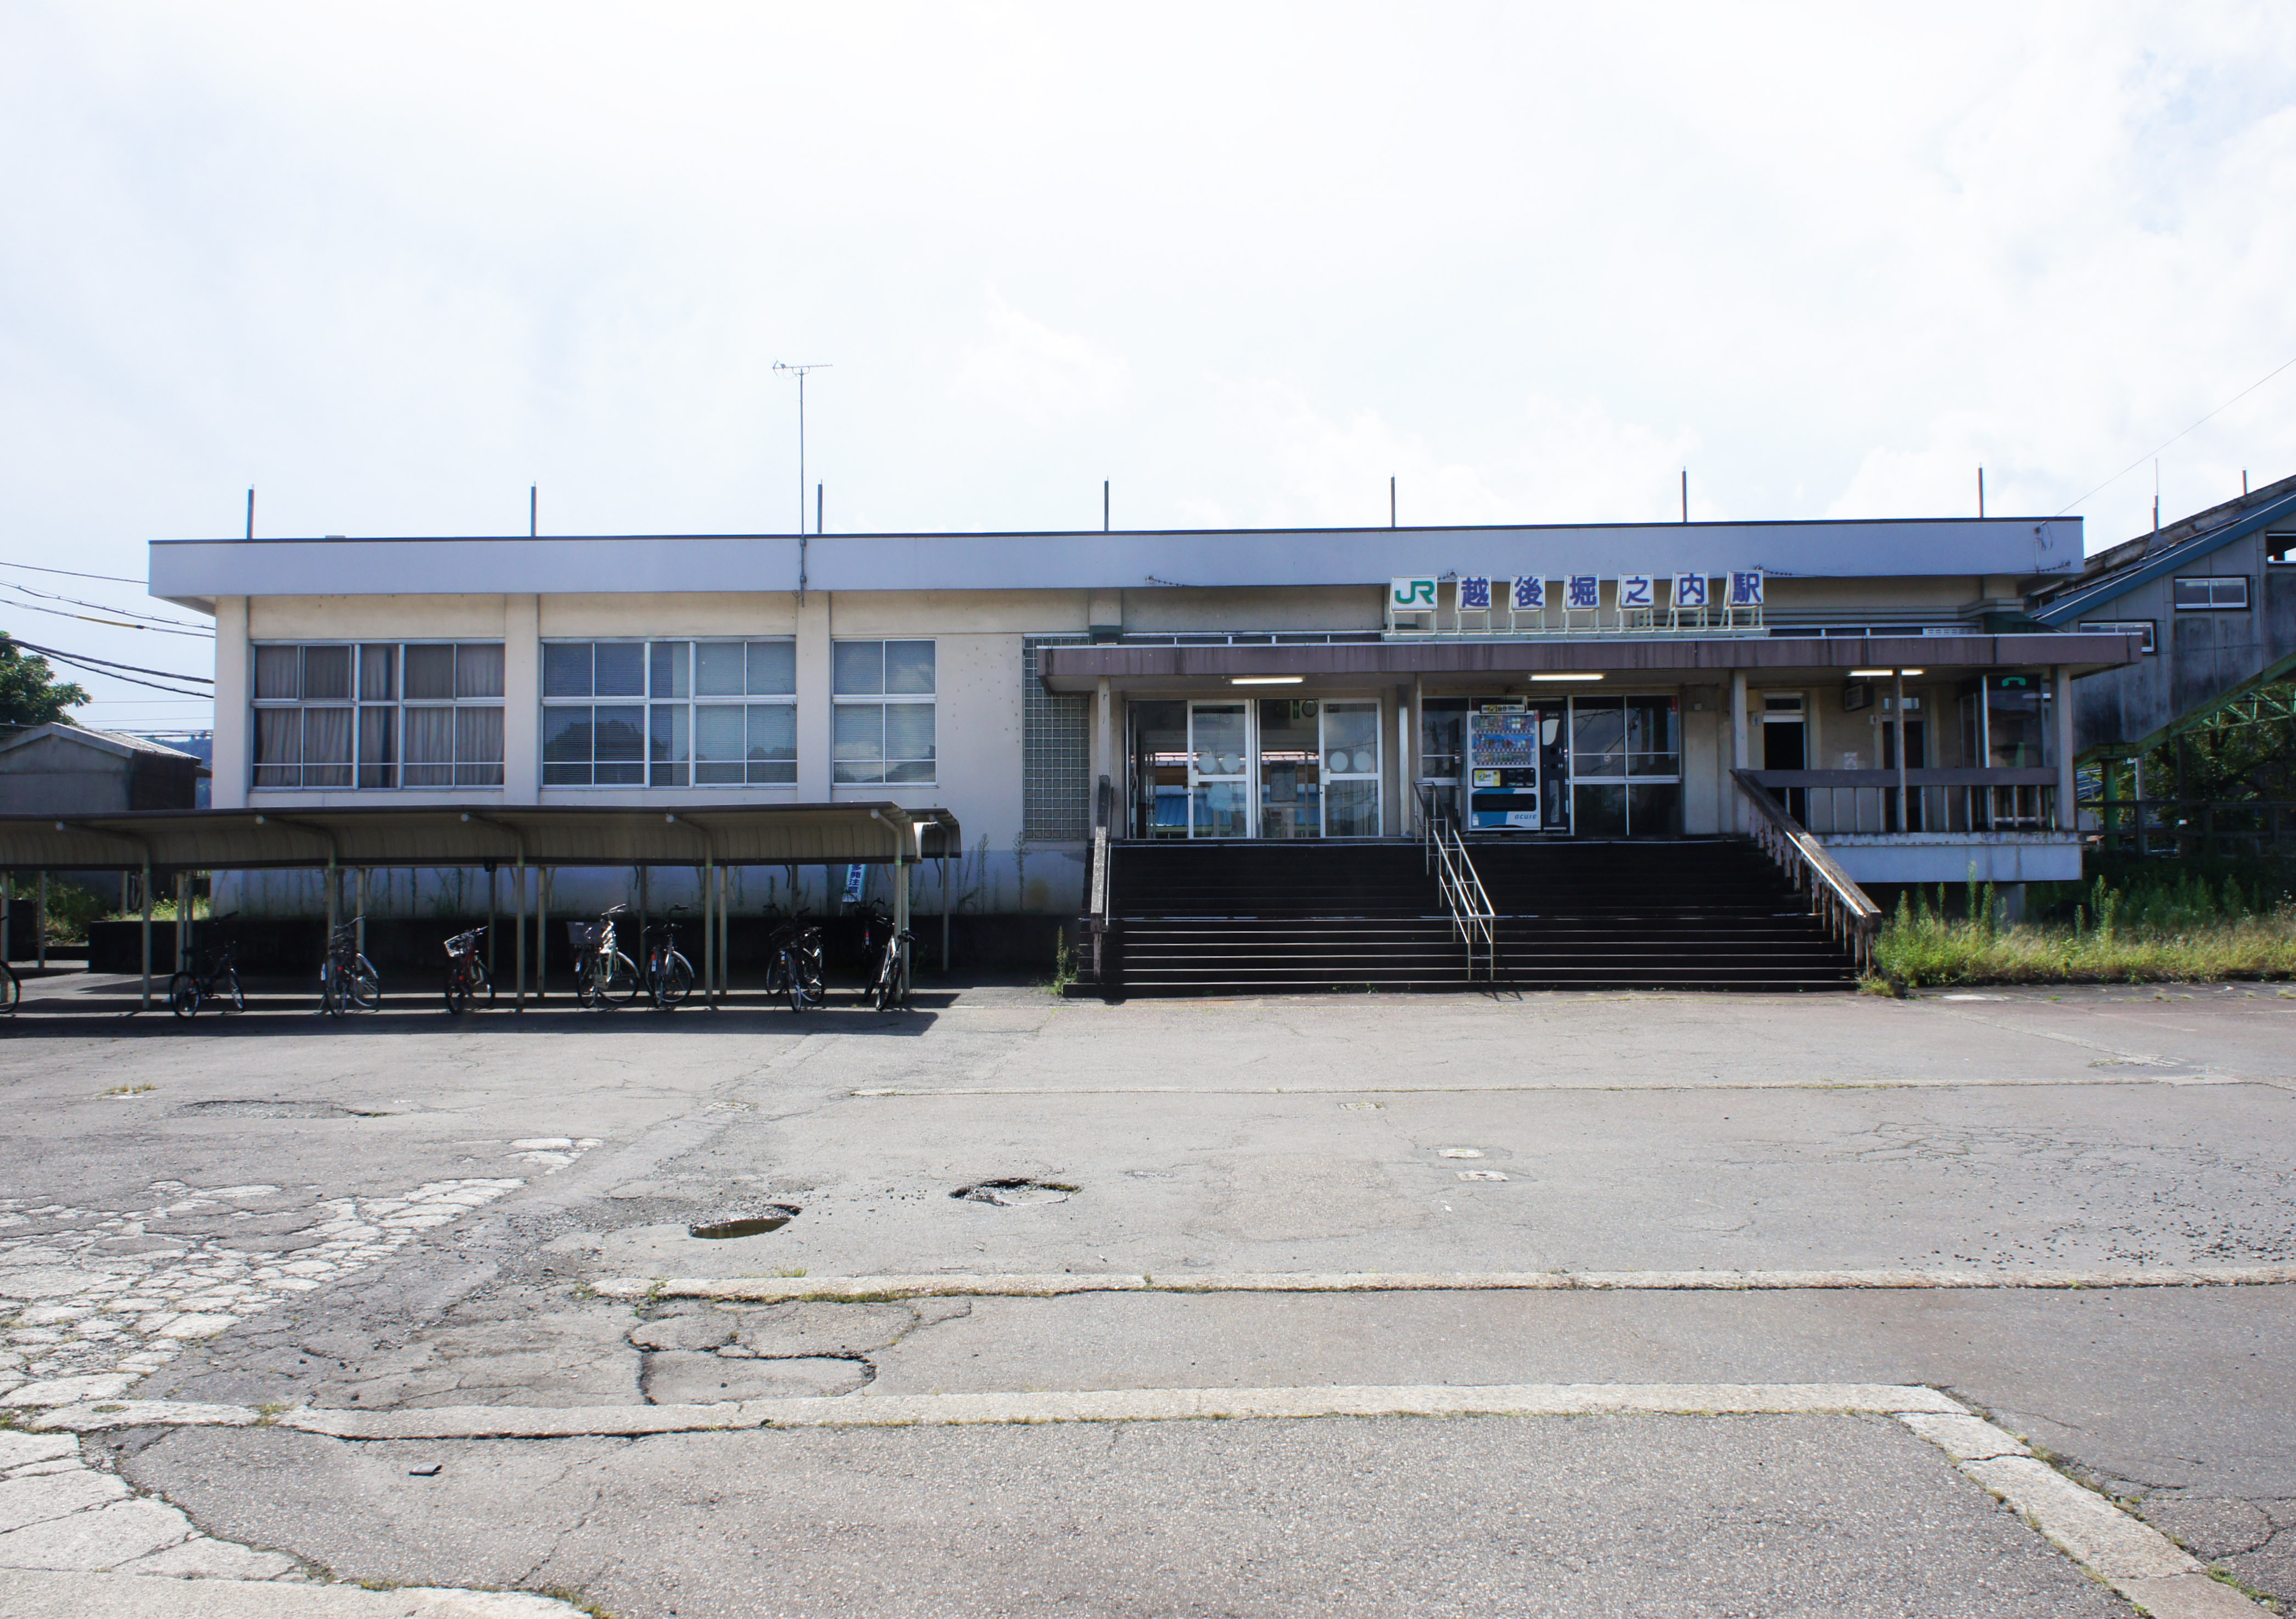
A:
2031;472;2296;626
0;722;204;766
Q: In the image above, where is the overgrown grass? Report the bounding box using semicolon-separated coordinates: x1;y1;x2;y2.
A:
1874;870;2296;987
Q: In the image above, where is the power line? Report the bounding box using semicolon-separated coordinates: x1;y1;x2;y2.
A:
0;560;146;585
2;578;211;632
4;637;215;697
2057;349;2296;517
0;597;213;637
5;637;213;684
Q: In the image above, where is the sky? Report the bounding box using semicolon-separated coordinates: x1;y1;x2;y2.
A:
4;2;2295;731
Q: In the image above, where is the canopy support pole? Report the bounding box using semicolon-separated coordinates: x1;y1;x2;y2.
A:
139;860;154;1009
354;869;367;961
323;858;337;1012
175;871;191;975
721;865;732;1000
701;858;714;1010
36;872;47;972
538;868;551;1004
485;864;498;997
514;860;527;1010
940;852;951;974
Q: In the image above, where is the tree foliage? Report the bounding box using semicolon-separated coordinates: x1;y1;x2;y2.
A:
0;633;91;726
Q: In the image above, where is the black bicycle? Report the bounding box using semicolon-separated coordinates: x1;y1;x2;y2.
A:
168;933;245;1020
762;914;825;1014
319;918;380;1016
443;925;489;1015
851;898;914;1012
641;907;695;1011
571;905;642;1010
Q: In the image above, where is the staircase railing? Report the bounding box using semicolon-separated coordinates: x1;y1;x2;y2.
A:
1416;783;1496;981
1083;774;1116;995
1731;769;1882;974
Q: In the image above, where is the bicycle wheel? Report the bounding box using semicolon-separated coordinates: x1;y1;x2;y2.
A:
783;950;807;1014
652;952;692;1010
348;956;382;1012
889;938;912;1010
169;971;200;1020
221;970;245;1015
444;962;472;1016
0;962;15;1015
603;951;643;1006
319;962;340;1017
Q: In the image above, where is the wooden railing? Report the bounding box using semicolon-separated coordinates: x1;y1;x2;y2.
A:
1731;770;1884;974
1416;783;1496;981
1747;768;2062;836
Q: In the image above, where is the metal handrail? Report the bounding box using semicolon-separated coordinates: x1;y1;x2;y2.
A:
1731;769;1883;973
1416;783;1496;980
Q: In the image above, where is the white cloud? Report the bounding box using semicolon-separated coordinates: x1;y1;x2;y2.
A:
950;293;1128;424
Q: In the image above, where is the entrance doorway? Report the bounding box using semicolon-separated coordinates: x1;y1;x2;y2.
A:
1761;692;1807;822
1127;697;1382;838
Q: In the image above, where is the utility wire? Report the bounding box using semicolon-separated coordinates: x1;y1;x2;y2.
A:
2;578;211;632
12;651;214;699
2056;349;2296;516
0;559;146;585
4;637;213;685
0;597;213;637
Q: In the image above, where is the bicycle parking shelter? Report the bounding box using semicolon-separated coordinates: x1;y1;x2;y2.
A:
0;802;960;1010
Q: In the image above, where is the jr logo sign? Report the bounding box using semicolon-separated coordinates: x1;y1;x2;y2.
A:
1390;578;1437;610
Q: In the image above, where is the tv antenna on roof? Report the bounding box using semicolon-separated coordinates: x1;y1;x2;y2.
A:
772;361;831;535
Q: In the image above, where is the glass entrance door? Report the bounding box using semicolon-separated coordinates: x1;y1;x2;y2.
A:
1189;703;1250;838
1257;699;1320;838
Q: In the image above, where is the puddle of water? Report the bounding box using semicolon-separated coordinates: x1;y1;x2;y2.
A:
952;1179;1079;1207
690;1205;803;1239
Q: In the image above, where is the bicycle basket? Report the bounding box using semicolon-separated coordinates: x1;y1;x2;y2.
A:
566;922;606;951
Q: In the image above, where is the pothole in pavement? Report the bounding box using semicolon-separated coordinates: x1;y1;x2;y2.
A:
174;1100;389;1119
951;1179;1078;1207
688;1205;803;1239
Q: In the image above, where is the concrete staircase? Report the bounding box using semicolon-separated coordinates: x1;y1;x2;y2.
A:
1089;837;1858;997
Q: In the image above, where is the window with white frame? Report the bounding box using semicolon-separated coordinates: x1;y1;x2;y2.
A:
2172;575;2249;610
2080;619;2157;653
541;639;796;788
252;642;504;790
832;640;935;784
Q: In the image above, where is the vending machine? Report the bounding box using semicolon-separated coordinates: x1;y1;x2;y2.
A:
1468;703;1542;830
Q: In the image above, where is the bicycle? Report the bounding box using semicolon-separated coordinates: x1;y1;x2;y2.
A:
761;913;824;1014
0;958;18;1017
640;907;695;1011
850;898;914;1012
570;905;642;1010
318;918;381;1016
443;925;489;1015
168;932;245;1021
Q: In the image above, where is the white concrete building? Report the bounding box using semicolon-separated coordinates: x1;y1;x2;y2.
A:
150;514;2141;917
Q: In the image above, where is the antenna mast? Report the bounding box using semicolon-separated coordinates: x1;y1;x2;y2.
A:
772;361;832;535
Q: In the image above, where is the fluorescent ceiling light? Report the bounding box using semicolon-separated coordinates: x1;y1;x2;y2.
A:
1230;675;1302;685
1848;669;1892;678
1530;673;1602;682
1898;668;1923;676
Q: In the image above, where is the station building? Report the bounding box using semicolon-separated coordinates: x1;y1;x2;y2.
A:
149;514;2144;922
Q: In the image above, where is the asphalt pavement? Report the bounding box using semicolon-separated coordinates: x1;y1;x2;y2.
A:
0;971;2288;1616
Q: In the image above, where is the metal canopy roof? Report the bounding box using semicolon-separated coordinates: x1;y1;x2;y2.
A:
0;802;962;873
1037;632;2143;692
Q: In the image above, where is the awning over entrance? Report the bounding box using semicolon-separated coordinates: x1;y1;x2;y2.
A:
0;802;962;872
1038;632;2144;692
